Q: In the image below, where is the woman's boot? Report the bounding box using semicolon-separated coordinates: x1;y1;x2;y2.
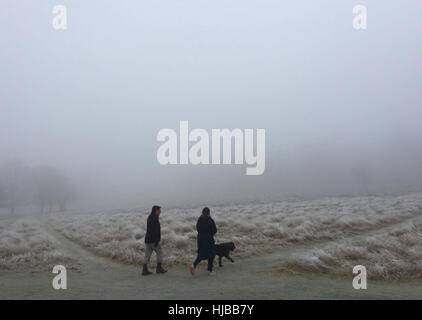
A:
156;263;167;274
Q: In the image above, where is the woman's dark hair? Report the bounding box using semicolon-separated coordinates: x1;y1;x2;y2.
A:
201;207;210;219
151;205;161;215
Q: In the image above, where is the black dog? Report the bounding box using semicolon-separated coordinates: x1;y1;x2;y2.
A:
215;242;236;267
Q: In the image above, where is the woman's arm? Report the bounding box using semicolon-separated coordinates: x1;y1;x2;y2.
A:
211;218;217;235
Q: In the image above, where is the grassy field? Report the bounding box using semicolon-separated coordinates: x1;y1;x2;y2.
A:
1;193;421;299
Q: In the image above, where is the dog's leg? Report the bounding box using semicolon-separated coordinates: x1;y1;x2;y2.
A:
218;255;223;267
226;254;234;263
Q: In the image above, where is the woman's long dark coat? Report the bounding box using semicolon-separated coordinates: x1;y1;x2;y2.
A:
196;216;217;260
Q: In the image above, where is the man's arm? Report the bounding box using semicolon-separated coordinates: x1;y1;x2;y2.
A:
152;216;160;246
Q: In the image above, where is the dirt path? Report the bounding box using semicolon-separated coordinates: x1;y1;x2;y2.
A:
41;221;133;271
0;215;421;299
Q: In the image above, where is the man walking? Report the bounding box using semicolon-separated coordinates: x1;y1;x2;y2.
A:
142;205;167;275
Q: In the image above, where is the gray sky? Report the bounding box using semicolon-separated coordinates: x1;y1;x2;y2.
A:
1;1;422;208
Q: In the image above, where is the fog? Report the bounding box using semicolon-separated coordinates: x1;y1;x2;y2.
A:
1;1;422;209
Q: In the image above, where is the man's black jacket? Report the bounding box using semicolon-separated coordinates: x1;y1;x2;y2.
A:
145;212;161;244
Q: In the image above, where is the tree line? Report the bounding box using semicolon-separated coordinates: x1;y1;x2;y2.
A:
0;160;76;215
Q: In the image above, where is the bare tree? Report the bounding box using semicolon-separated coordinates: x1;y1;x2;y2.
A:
0;160;30;215
32;165;75;213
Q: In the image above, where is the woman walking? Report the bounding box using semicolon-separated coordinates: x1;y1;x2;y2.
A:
190;207;217;276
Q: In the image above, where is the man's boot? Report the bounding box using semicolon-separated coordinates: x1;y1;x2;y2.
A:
142;264;152;276
156;263;167;274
